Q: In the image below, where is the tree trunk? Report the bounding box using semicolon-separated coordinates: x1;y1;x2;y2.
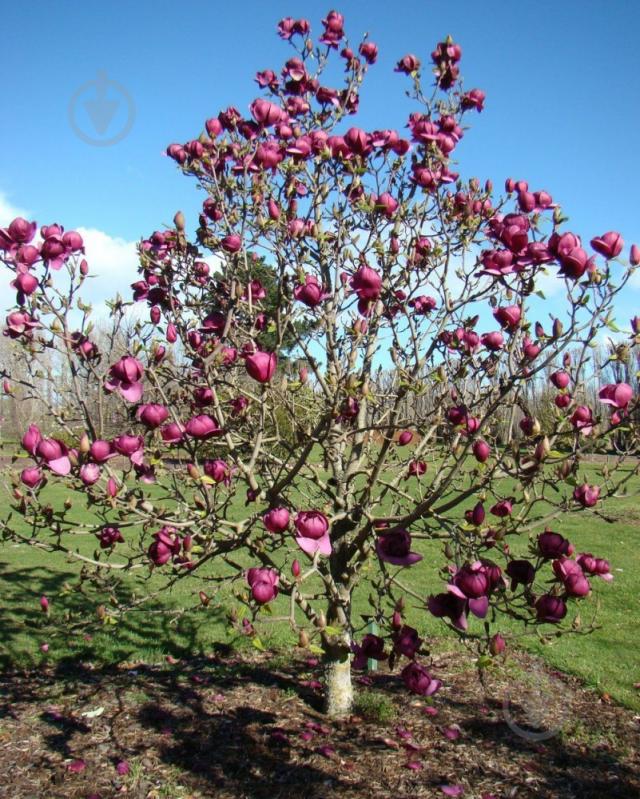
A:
323;576;353;719
323;640;353;719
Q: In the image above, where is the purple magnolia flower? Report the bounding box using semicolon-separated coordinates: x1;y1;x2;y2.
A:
393;625;422;659
598;382;633;409
573;483;600;507
245;351;277;383
352;634;387;669
21;466;43;488
294;274;329;308
97;526;124;549
36;438;71;476
535;594;567;623
376;529;422;566
105;355;144;402
263;507;290;534
246;567;279;604
203;459;235;486
137;403;169;428
185;414;223;440
148;527;181;566
538;531;573;559
506;559;536;590
576;553;613;582
401;661;441;696
295;511;331;556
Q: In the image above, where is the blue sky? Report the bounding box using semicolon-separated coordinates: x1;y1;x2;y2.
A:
1;0;639;314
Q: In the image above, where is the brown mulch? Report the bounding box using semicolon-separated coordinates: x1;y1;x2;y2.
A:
0;648;638;799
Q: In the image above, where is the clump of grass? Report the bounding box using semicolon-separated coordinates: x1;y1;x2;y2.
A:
354;689;396;723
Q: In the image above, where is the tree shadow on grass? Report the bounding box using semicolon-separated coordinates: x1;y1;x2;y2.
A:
0;560;229;670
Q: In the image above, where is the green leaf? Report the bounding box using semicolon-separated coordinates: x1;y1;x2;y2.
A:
252;636;266;651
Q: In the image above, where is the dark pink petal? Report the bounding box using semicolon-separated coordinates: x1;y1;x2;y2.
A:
67;759;86;773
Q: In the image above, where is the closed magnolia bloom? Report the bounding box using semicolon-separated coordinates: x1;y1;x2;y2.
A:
490;499;512;517
538;531;572;559
493;304;521;330
590;231;624;259
263;506;290;534
395;53;421;74
466;501;485;526
161;422;185;443
294;274;328;308
90;439;114;463
519;416;540;437
137;403;169;428
375;528;422;566
535;594;567;623
398;430;413;446
245;351;277;383
401;661;442;696
598;382;633;409
350;264;381;301
295;510;331;556
489;633;506;655
21;466;43;488
14;271;38;295
246;567;279;604
79;463;101;485
481;331;504;351
555;392;572;409
221;234;242;253
185;414;222;439
203;459;234;486
407;460;427;478
573;482;600;507
22;424;42;455
472;439;490;463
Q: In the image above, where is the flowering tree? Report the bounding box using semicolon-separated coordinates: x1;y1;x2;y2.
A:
2;10;638;718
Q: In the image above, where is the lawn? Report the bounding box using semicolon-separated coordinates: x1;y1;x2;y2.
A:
1;460;639;712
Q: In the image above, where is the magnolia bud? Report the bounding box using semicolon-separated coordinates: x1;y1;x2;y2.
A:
107;478;118;498
187;463;200;480
40;595;49;614
535;436;551;461
79;259;89;276
552;318;564;338
316;611;326;630
298;629;310;648
78;433;90;454
292;560;301;578
199;591;210;606
96;604;106;620
174;211;186;231
489;633;506;656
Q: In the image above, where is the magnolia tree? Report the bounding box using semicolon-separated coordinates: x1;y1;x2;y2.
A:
2;10;639;718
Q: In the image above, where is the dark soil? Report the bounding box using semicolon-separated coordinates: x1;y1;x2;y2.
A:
0;648;638;799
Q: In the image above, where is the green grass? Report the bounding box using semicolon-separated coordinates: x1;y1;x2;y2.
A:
1;461;639;712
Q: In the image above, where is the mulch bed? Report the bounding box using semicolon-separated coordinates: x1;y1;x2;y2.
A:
0;647;638;799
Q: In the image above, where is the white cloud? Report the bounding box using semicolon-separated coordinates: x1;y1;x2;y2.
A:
76;227;139;305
